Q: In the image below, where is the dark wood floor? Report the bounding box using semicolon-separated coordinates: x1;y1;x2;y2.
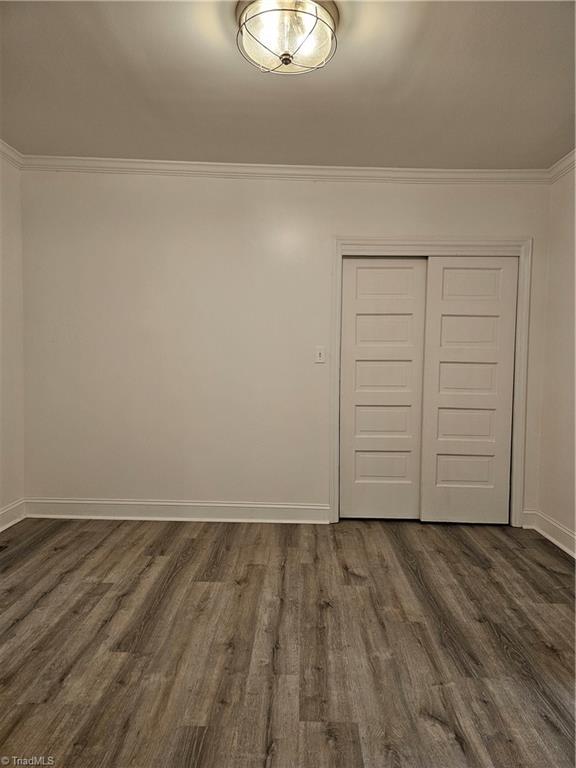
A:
0;519;573;767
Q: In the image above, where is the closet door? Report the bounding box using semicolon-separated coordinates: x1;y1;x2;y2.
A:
420;257;518;523
340;258;426;518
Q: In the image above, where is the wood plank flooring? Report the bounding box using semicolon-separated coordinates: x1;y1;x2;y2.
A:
0;519;573;767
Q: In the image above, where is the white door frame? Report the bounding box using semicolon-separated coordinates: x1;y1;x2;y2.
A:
329;237;533;526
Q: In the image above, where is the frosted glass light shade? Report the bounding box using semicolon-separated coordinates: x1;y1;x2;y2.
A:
236;0;338;74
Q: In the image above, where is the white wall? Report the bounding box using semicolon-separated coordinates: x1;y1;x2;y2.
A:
21;169;550;522
538;168;575;549
0;155;25;511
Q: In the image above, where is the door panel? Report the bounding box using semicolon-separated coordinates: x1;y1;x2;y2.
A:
420;257;518;523
340;258;426;518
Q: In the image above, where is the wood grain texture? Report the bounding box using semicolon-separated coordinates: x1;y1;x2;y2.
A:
0;519;573;767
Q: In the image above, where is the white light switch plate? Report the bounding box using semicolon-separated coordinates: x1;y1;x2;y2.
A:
315;346;327;364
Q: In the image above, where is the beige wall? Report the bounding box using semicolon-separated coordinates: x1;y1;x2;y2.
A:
540;169;575;538
22;170;550;520
0;156;25;508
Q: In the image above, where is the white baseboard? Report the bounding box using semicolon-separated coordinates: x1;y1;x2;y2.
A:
523;509;576;557
24;498;333;525
14;501;576;548
0;499;26;532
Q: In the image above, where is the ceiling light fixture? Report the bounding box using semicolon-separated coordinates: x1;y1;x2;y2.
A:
236;0;338;75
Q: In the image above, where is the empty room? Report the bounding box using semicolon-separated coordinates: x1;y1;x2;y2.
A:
0;1;574;766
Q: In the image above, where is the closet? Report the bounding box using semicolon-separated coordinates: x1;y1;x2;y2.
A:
340;256;518;523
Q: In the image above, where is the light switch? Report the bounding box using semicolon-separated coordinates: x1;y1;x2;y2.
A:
315;346;327;364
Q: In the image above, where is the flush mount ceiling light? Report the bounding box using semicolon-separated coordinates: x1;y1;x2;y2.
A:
236;0;338;74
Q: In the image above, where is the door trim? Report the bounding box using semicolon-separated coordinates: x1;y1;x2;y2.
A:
330;237;533;526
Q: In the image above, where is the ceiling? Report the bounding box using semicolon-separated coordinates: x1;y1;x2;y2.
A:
1;1;574;168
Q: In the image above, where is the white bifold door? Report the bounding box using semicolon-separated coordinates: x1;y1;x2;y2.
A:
340;258;427;519
340;256;518;523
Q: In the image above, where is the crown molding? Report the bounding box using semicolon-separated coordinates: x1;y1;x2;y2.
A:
0;139;24;169
1;138;572;185
18;154;552;184
548;149;576;184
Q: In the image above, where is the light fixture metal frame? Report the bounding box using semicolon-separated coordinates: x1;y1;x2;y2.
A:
236;0;339;75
